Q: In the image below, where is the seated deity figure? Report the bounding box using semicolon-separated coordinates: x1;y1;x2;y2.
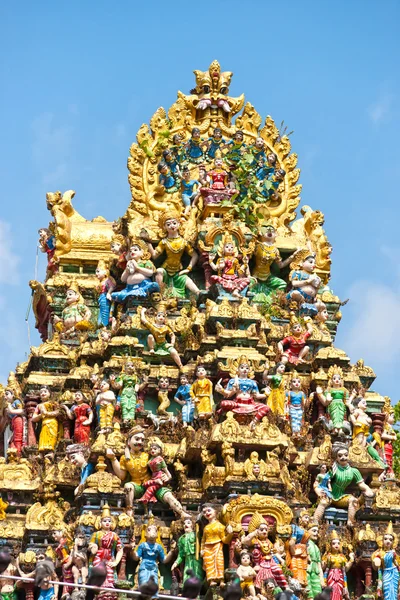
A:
111;239;159;303
215;356;270;429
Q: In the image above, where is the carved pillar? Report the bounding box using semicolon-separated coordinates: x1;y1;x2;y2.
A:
24;393;39;446
371;413;385;436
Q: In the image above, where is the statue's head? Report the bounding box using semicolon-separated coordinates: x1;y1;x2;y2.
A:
191;127;200;139
255;137;265;150
233;130;244;142
40;386;51;401
307;521;319;541
183;517;194;533
275;168;286;182
99;380;110;392
267;152;277;166
127;426;145;452
196;364;207;379
202;503;216;521
74;390;85;404
213;127;222;140
66;444;89;467
158;376;169;390
301;253;317;274
259;224;276;242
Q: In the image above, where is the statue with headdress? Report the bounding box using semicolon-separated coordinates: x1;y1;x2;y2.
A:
140;303;183;369
372;522;400;600
110;237;159;303
277;313;313;366
287;509;310;587
286;248;325;317
208;231;251;299
250;220;300;303
109;359;141;423
140;209;200;299
315;365;353;436
53;281;92;338
215;355;270;429
88;504;123;590
241;512;288;591
322;529;354;600
95;258;116;327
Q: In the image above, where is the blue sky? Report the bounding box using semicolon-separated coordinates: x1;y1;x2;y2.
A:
0;1;399;400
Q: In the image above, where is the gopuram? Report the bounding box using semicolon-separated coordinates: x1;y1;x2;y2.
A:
0;61;399;600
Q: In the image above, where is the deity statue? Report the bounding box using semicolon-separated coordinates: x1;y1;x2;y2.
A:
306;521;325;599
140;306;183;369
256;169;286;203
249;137;267;167
106;426;189;518
62;391;93;445
316;366;353;436
314;444;374;527
180;167;200;215
287;509;310;587
322;530;354;600
236;550;257;597
206;154;230;191
264;362;286;415
158;161;179;193
139;437;172;505
349;392;386;468
53;282;92;338
285;372;306;435
255;152;277;180
5;388;26;454
204;127;226;160
313;464;332;500
162;148;181;176
242;513;288;591
132;521;175;586
185;127;204;164
53;529;74;598
170;133;186;165
223;130;246;167
382;410;397;476
189;364;213;420
66;444;95;496
69;527;89;584
209;232;251;298
141;210;199;299
278;314;313;365
154;374;170;417
32;387;61;459
38;227;57;273
250;223;300;302
200;504;233;586
93;380;115;434
286;250;325;316
173;373;195;427
109;361;140;423
111;239;159;303
216;356;270;428
171;517;203;582
110;234;127;276
88;505;123;590
95;259;116;328
372;522;400;600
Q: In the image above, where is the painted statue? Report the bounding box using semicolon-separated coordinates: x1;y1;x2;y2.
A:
95;380;116;433
162;148;181;176
66;444;95;496
250;224;300;302
236;550;257;597
158;161;179;193
171;517;203;582
206;154;230;190
139;437;172;505
306;522;325;599
38;227;57;273
5;388;26;454
62;391;93;445
189;364;213;420
111;239;159;302
173;373;195;427
209;232;250;298
32;387;60;458
285;372;306;435
242;513;288;591
382;410;397;476
372;522;400;600
185;127;204;164
110;361;140;423
133;522;174;586
106;426;189;518
181;167;200;215
88;505;123;589
313;464;332;500
316;366;353;436
287;510;310;586
286;250;325;316
314;444;374;527
264;362;286;415
322;530;354;600
141;210;199;298
349;392;386;468
140;306;183;369
200;504;233;586
215;356;270;428
278;314;313;365
53;282;92;338
95;259;116;327
249;137;266;167
223;130;246;166
204;127;226;160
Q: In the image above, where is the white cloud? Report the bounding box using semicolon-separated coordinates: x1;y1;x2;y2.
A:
0;221;20;284
367;92;393;124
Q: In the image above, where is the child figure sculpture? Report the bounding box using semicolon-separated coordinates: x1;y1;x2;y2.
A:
209;232;250;298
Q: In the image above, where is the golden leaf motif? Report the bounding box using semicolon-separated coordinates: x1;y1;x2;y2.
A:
275;136;291;158
129;143;146;162
136;123;152;146
150;107;168;134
